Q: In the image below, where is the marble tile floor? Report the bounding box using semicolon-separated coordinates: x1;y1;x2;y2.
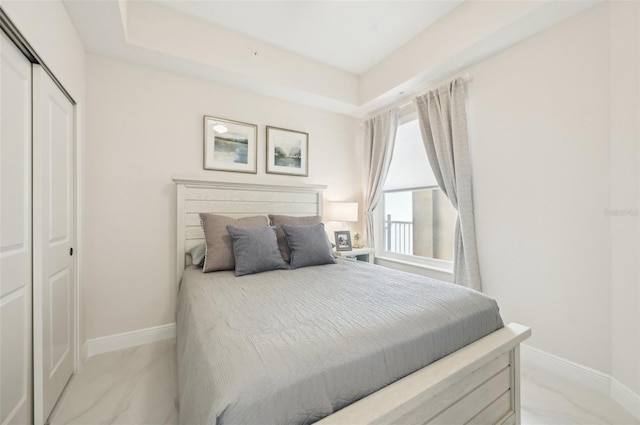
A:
520;362;638;425
49;340;178;425
49;339;639;425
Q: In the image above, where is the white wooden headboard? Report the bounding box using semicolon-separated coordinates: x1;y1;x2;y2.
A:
173;176;327;283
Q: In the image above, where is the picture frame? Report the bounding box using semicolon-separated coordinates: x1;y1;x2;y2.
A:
204;116;257;174
266;126;309;176
334;231;352;252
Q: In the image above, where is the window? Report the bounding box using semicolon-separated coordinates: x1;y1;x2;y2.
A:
378;109;457;268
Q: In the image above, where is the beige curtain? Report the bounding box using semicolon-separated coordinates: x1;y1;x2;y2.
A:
414;78;481;291
363;108;398;249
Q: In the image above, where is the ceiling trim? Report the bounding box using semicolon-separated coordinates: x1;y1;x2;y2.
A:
64;0;601;117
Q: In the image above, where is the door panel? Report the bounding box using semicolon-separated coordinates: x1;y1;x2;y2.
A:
49;100;71;243
0;291;30;425
0;30;32;425
33;64;75;425
49;267;70;374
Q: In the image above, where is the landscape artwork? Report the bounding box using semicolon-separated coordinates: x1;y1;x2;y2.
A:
273;136;301;169
214;132;248;165
266;126;309;176
204;116;257;174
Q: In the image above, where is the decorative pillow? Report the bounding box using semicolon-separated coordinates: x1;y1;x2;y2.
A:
269;215;322;262
226;225;289;276
281;223;336;269
200;214;269;272
188;243;206;268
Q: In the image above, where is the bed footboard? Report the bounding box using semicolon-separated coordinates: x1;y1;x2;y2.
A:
317;323;531;425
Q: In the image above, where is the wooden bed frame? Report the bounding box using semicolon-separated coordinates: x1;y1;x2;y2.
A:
173;176;531;425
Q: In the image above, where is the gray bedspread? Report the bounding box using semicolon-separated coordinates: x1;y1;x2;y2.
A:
176;259;503;425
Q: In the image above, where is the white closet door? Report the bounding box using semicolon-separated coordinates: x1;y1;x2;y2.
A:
32;65;75;425
0;31;33;425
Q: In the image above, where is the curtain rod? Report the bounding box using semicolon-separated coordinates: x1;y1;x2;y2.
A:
366;73;471;120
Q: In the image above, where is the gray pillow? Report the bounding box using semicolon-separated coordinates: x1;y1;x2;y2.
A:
269;215;322;262
281;223;336;269
226;225;289;276
200;214;269;272
188;243;206;268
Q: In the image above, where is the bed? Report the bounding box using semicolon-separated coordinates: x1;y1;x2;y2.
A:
173;176;530;425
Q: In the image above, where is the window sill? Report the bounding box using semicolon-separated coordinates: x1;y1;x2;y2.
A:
375;255;454;275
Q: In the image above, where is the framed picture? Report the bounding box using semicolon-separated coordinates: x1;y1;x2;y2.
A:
266;126;309;176
204;116;257;173
334;231;352;251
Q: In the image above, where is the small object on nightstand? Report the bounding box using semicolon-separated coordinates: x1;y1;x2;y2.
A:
334;247;375;264
353;232;361;248
334;230;352;251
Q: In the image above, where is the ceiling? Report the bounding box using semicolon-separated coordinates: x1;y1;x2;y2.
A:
156;1;462;75
63;0;600;117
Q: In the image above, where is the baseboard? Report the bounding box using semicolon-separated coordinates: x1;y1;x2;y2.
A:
85;323;176;358
611;377;640;420
520;344;610;394
521;344;640;420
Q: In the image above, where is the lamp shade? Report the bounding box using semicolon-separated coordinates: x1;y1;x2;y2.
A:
327;202;358;222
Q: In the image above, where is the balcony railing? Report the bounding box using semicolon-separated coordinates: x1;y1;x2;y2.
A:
385;215;413;255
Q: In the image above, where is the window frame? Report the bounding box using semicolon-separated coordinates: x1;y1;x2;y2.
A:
375;187;454;273
374;106;455;273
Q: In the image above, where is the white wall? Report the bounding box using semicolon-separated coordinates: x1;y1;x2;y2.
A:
379;2;640;384
467;2;640;394
83;54;360;339
468;2;612;375
609;1;640;395
466;1;640;395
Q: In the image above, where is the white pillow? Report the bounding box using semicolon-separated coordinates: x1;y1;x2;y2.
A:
188;243;206;268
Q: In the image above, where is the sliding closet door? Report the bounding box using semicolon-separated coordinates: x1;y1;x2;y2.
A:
0;31;33;425
32;65;75;424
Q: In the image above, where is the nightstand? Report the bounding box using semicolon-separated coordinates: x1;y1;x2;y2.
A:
334;247;375;264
